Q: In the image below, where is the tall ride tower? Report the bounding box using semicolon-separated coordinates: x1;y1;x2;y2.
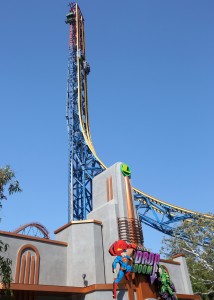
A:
65;3;104;221
65;3;212;238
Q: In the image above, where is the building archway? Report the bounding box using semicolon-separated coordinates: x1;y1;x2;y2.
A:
15;244;40;284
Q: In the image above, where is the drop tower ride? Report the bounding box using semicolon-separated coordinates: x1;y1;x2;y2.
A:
65;3;212;238
65;3;104;221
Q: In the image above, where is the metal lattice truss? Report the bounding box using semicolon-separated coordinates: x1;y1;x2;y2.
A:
13;222;50;239
65;3;213;235
134;190;199;236
66;3;104;221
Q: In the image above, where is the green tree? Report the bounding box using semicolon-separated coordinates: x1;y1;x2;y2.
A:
0;165;22;291
0;165;21;203
161;215;214;300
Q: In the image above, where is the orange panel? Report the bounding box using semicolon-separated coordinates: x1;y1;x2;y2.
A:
24;252;31;284
125;176;135;219
30;256;35;284
106;178;110;201
20;255;26;284
109;176;113;200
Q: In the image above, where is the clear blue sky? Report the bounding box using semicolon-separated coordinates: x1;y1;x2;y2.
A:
1;0;214;253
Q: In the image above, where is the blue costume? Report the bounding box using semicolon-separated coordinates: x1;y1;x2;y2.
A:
113;254;133;284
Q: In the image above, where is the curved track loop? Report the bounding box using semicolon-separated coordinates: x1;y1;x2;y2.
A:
13;222;50;239
78;83;212;221
67;3;212;235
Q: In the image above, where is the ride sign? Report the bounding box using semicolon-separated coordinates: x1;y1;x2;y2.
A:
133;250;160;284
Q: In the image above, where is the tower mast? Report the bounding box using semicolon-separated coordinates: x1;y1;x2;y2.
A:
65;3;213;240
65;3;103;221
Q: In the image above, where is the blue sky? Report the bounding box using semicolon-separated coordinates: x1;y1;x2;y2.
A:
1;0;214;253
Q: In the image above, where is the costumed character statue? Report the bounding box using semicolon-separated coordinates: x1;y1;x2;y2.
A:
109;240;137;299
157;265;177;300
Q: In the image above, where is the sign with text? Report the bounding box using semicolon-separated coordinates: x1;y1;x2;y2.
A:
133;250;160;283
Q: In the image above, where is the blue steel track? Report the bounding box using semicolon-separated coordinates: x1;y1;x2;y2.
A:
65;3;212;237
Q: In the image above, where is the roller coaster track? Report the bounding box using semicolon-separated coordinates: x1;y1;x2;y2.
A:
65;3;212;237
13;222;50;239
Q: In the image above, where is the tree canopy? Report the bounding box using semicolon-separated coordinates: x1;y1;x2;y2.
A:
161;215;214;300
0;165;22;291
0;165;21;203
